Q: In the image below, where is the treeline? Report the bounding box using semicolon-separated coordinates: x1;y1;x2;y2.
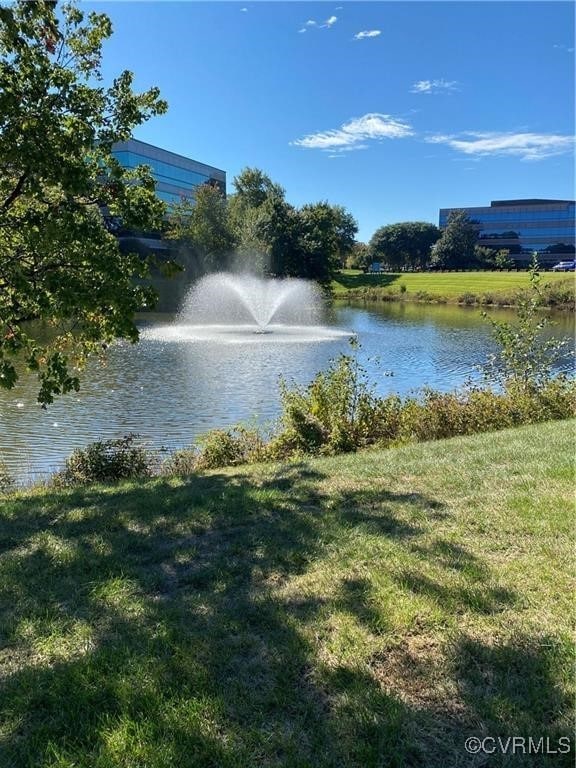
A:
152;180;523;284
349;210;516;272
163;168;357;285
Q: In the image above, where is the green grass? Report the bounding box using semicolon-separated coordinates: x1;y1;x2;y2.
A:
332;269;574;304
0;421;574;767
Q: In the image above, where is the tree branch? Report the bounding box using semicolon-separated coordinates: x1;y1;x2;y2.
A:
1;171;28;212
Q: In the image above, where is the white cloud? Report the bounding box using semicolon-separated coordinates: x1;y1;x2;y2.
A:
354;30;381;40
240;6;248;11
302;15;338;33
291;113;413;153
553;43;575;53
410;79;459;94
298;28;307;34
426;131;575;161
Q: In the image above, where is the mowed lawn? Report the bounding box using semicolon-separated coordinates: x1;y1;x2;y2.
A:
331;269;573;297
0;421;574;767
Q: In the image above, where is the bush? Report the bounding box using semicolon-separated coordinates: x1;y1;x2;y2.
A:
160;426;268;475
540;278;575;309
270;349;385;457
161;448;198;477
395;382;575;446
55;434;156;486
483;255;572;393
0;461;14;494
195;426;267;470
178;345;575;471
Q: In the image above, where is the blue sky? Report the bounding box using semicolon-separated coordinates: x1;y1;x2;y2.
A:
92;1;574;242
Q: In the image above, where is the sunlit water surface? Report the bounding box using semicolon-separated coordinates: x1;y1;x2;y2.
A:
1;302;573;481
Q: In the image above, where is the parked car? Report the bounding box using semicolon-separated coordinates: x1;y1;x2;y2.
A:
551;260;576;272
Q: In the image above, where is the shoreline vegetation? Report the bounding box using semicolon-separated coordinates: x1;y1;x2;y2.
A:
4;359;571;490
0;420;573;766
331;270;575;310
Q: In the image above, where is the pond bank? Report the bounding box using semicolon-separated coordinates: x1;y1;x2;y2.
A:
331;270;575;310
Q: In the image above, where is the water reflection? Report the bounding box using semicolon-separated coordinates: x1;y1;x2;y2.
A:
1;302;573;481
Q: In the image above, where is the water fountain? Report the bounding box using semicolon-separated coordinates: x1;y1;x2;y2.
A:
143;272;351;343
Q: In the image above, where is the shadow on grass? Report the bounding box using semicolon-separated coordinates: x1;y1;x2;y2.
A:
0;465;570;767
335;272;401;291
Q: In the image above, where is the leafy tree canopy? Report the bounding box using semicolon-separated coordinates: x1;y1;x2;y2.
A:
227;168;299;274
474;246;514;270
345;241;370;271
166;183;235;276
232;167;285;210
297;202;357;284
166;167;358;284
430;210;480;269
0;0;167;403
228;170;357;282
369;221;440;270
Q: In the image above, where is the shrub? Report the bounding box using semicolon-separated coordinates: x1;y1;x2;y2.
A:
395;382;575;446
483;255;572;393
195;426;267;470
0;461;14;494
541;278;575;309
55;434;156;486
185;345;575;470
161;448;198;477
270;349;384;457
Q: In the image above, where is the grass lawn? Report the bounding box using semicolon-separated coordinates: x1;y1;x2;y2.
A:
331;269;573;299
0;421;574;767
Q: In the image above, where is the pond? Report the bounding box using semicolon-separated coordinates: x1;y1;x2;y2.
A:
1;301;573;482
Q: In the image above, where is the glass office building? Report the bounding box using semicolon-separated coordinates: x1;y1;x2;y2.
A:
112;139;226;205
109;138;226;251
439;199;575;265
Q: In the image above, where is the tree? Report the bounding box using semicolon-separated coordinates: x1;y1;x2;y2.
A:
166;182;235;277
474;246;514;270
474;245;498;268
430;210;480;269
221;168;357;282
369;222;440;270
494;249;514;270
297;202;357;284
229;168;300;275
345;241;371;271
0;1;167;403
231;166;284;208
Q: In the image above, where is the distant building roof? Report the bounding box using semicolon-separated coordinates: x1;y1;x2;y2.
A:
490;199;575;207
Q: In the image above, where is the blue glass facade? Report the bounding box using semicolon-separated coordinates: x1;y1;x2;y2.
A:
439;199;576;264
109;139;226;251
112;139;226;206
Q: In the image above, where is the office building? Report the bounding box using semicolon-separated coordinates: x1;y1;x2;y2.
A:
439;199;575;265
112;138;226;204
110;139;226;251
